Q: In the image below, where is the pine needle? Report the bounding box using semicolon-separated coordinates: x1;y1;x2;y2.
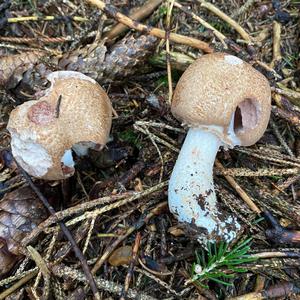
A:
188;238;256;288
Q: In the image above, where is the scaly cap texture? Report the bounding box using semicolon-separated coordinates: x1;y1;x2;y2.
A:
7;71;112;180
171;53;271;146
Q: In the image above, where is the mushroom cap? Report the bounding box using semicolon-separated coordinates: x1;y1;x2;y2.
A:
7;71;112;180
171;53;271;146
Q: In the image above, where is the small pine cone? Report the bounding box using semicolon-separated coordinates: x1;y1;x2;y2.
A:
0;186;48;275
58;42;107;80
59;34;158;83
100;34;158;82
0;51;43;88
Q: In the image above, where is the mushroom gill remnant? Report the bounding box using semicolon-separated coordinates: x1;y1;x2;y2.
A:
234;98;260;134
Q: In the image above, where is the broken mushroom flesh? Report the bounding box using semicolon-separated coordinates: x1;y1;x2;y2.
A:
169;53;271;244
7;71;112;180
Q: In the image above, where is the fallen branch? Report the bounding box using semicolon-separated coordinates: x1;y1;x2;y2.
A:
7;15;87;23
121;232;142;299
86;0;213;52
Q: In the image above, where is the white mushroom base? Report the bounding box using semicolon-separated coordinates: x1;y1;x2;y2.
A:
168;128;241;244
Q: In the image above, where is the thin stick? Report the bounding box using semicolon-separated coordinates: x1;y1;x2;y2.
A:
197;0;251;43
215;160;261;214
86;0;213;52
216;167;299;177
0;36;72;44
7;16;87;23
15;162;100;300
271;21;282;67
230;0;256;19
92;201;167;274
254;60;282;79
227;282;300;300
22;192;131;246
249;251;300;259
174;2;227;46
51;264;157;300
121;232;142;300
166;0;175;104
142;126;164;182
269;118;294;157
104;0;163;40
0;269;38;300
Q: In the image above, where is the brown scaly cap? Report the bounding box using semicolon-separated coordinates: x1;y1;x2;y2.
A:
171;53;271;146
7;71;112;180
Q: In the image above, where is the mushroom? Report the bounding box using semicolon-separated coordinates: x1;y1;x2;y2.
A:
7;71;112;180
169;53;271;243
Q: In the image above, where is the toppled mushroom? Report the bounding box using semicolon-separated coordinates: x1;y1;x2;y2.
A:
7;71;112;180
169;53;271;243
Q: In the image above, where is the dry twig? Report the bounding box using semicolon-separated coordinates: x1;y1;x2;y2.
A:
166;0;175;104
121;232;142;300
271;21;282;67
91;201;167;274
0;269;38;300
215;160;261;214
86;0;213;52
174;2;227;46
104;0;163;40
51;264;157;300
16;163;100;299
197;0;252;43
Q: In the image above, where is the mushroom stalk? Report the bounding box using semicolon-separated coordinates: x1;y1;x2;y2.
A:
168;128;239;243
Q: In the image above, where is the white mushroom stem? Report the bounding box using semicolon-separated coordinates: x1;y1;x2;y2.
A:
168;127;240;243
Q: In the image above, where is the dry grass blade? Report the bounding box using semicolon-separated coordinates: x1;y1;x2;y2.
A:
197;0;252;42
174;2;227;46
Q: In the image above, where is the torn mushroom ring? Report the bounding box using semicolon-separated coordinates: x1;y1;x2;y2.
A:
169;53;271;244
7;71;112;180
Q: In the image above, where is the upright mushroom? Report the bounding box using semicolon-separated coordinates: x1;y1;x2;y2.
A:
7;71;112;180
169;53;271;243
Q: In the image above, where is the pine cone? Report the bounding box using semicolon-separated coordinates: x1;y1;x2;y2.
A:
0;34;158;96
100;34;157;81
0;186;48;275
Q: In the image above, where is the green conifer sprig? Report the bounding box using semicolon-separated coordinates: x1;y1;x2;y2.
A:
189;238;256;288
